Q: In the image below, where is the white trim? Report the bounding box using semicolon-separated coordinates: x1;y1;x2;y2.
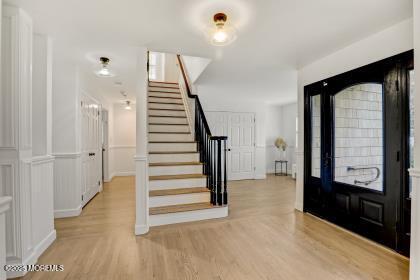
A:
134;224;150;235
32;230;56;261
107;171;136;182
254;174;267;180
52;152;81;159
409;168;420;178
134;155;148;161
54;205;82;218
31;155;55;165
109;145;136;149
0;197;12;214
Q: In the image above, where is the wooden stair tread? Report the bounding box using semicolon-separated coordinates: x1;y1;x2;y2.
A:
149;187;209;197
149;91;181;94
149;131;190;134
149;86;179;89
149;151;197;154
148;101;183;105
149;141;196;143
149;162;203;167
148;115;186;118
148;123;188;126
149;174;207;181
148;108;185;112
149;81;178;85
150;202;216;215
148;95;181;99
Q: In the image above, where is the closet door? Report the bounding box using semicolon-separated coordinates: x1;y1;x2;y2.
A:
206;111;256;180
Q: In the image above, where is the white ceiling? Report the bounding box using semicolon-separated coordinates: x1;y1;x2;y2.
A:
6;0;413;104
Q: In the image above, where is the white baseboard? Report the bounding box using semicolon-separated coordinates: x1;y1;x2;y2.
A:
6;230;57;278
135;224;150;235
254;174;267;180
295;201;303;212
106;171;135;182
54;205;82;218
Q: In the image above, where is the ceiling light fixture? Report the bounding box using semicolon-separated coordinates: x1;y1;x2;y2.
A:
124;100;132;110
95;57;115;77
209;13;236;46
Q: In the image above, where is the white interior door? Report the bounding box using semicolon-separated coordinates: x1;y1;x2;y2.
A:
206;111;255;181
81;95;102;207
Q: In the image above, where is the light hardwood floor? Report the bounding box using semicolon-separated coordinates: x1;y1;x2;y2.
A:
20;175;409;280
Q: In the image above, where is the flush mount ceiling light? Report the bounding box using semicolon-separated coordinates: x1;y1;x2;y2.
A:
95;57;115;77
124;100;132;110
208;13;237;46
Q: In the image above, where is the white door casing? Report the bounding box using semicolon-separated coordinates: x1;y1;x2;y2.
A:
81;95;102;207
206;111;255;180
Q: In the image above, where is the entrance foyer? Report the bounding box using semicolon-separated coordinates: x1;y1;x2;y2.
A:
20;175;408;280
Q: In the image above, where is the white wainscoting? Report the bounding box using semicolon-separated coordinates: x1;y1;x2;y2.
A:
0;197;12;280
31;156;56;261
266;145;296;175
108;146;136;181
53;153;82;218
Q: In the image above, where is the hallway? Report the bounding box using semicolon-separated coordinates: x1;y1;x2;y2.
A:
21;176;408;280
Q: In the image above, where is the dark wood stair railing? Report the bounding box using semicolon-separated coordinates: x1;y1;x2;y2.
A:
176;54;228;206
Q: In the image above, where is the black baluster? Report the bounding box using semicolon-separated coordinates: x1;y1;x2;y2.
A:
223;139;228;205
217;139;222;205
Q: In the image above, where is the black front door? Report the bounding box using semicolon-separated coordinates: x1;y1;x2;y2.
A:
304;51;413;256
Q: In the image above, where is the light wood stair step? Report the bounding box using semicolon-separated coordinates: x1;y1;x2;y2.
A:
149;132;190;135
149;141;196;144
149;174;206;181
149;90;181;94
149;187;209;197
149;81;178;85
149;162;203;167
149;151;197;154
148;123;188;126
149;86;179;89
148;108;185;112
149;202;215;215
148;95;181;99
148;115;186;118
148;101;183;105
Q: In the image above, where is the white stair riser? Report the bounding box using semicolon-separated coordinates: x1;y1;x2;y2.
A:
149;125;190;133
148;97;183;104
149;87;180;93
149;110;186;117
150;206;228;226
149;178;207;190
148;117;188;124
149;142;197;152
149;192;209;207
148;103;184;110
149;92;181;99
149;82;179;88
149;165;203;176
149;153;199;163
149;133;194;142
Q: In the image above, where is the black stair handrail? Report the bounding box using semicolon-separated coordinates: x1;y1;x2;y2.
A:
177;54;228;206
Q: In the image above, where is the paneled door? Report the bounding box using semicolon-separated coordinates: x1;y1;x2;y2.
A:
206;112;255;180
81;95;102;207
304;51;413;256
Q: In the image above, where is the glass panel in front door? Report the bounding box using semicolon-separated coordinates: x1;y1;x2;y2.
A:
311;94;321;178
334;84;384;191
409;70;415;197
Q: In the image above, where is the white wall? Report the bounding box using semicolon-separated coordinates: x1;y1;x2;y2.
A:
296;18;413;211
108;102;136;179
164;53;179;83
181;55;211;84
265;102;297;174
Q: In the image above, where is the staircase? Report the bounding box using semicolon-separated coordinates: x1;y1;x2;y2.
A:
148;81;228;226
